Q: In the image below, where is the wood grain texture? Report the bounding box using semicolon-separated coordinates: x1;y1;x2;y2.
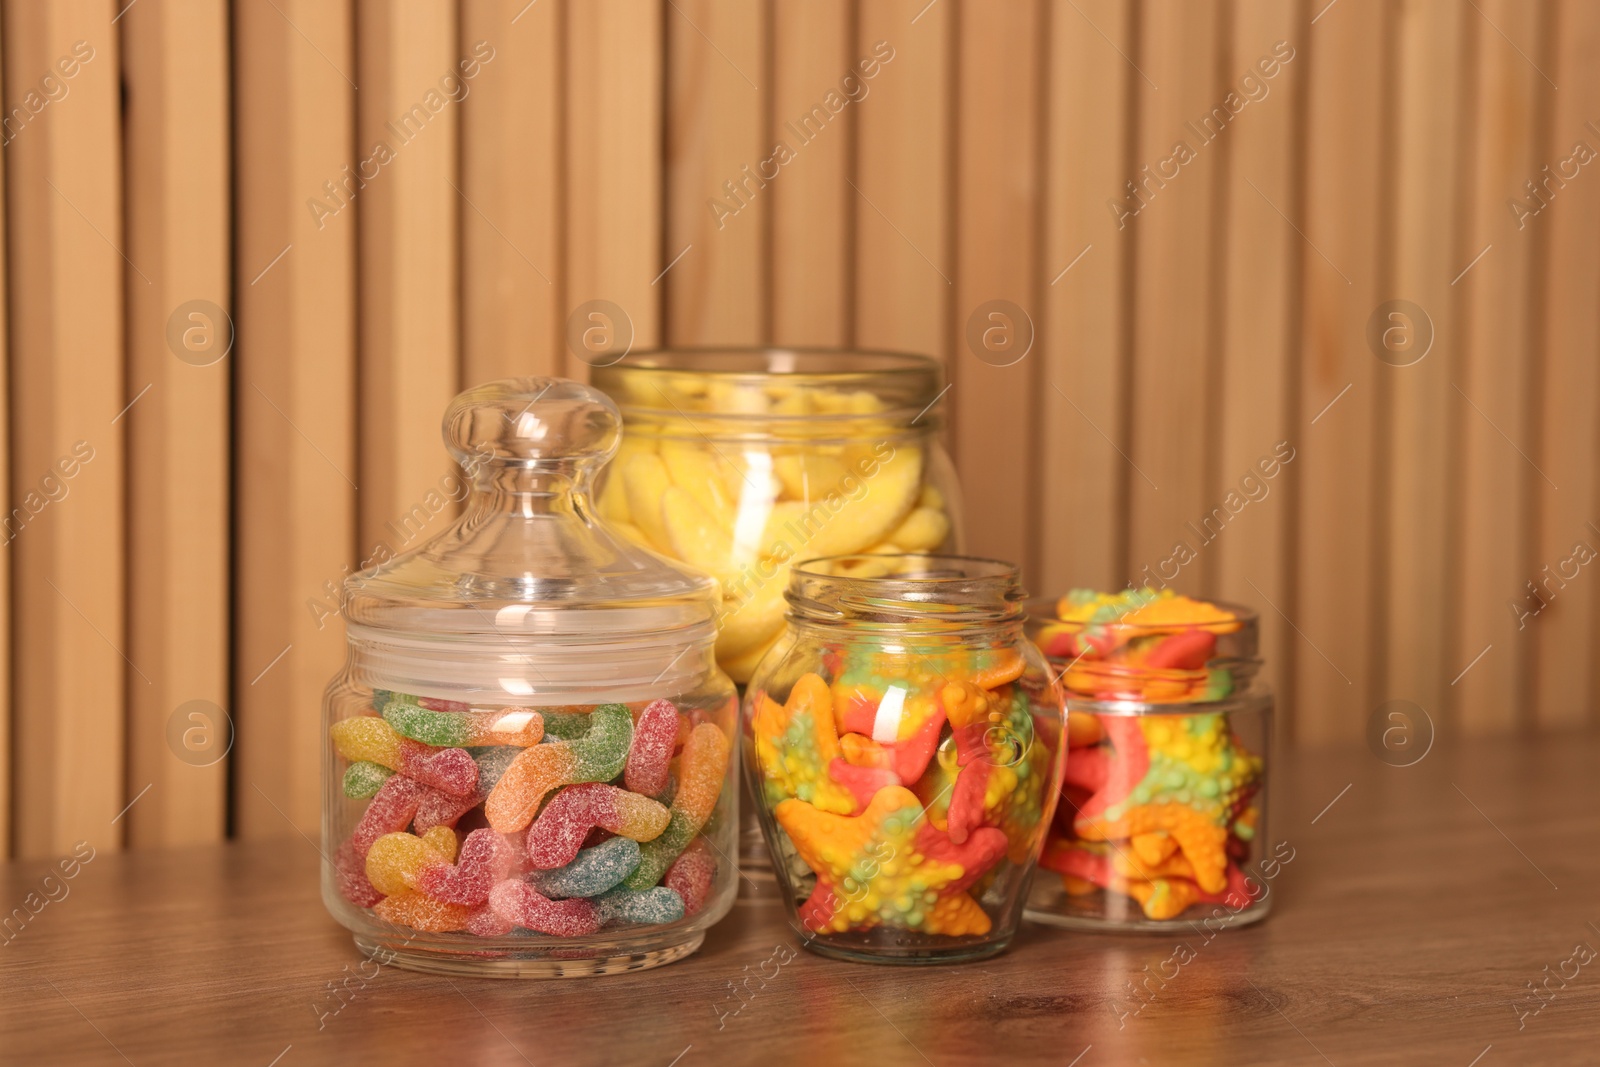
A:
1530;0;1600;731
0;15;9;857
2;731;1596;1065
853;0;951;363
233;0;358;839
1123;1;1224;585
5;0;126;857
665;0;767;345
951;0;1044;569
121;0;231;847
459;0;563;383
1378;0;1466;732
354;0;461;556
769;0;853;348
1036;0;1133;595
564;0;663;375
1449;0;1544;735
1289;0;1386;744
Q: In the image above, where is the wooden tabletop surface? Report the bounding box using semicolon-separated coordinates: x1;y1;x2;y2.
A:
2;730;1596;1067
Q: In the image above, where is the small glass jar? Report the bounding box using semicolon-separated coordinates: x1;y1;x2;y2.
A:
591;349;964;684
1024;590;1273;932
321;379;739;977
743;554;1065;964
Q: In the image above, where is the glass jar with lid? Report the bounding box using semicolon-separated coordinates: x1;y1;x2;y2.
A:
321;379;738;976
743;554;1064;963
1025;589;1274;932
591;349;963;685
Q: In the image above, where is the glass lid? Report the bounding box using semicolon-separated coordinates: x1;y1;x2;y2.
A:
341;378;720;657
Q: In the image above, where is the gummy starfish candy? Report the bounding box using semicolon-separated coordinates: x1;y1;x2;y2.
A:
775;785;1005;936
753;674;857;815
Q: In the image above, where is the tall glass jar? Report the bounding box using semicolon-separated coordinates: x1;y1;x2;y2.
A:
1024;590;1273;932
744;554;1064;964
321;379;739;977
591;349;963;685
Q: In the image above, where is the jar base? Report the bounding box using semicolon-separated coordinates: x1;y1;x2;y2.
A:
352;931;706;979
1024;900;1271;934
795;934;1012;966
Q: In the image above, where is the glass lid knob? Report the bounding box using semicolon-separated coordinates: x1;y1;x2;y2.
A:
444;377;621;470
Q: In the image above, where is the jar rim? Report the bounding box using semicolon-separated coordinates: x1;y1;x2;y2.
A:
596;346;941;382
593;347;946;434
1024;594;1260;636
786;553;1025;631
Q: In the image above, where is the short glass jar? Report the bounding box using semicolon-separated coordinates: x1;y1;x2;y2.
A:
744;554;1064;964
321;379;739;977
591;349;963;684
1025;590;1273;932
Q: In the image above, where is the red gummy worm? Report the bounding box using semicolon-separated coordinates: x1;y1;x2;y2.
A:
625;699;679;797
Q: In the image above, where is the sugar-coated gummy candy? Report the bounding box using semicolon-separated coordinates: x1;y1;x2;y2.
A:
624;699;679;797
527;783;670;869
384;701;544;748
464;904;515;938
417;828;517;906
350;775;427;856
624;722;730;889
470;746;522;791
485;704;634;833
375;891;474;932
529;837;641;899
662;838;716;917
330;717;478;796
488;879;602;937
540;712;593;741
365;826;458;895
335;841;383;907
342;761;394;798
595;885;685;926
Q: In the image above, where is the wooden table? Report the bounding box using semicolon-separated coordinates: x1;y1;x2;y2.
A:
3;731;1596;1066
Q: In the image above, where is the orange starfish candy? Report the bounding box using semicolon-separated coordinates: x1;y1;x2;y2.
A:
752;674;857;814
1075;802;1229;893
775;786;1004;936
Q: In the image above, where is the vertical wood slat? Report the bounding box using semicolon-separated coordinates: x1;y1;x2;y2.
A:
1291;0;1386;744
234;0;357;838
951;0;1044;569
6;0;125;856
769;0;853;348
1124;1;1224;583
0;14;9;857
1378;0;1465;728
1210;0;1302;714
355;0;460;557
1036;0;1133;596
122;0;231;846
565;0;663;374
459;0;564;384
1531;0;1600;731
1449;0;1544;735
853;0;952;364
665;0;767;346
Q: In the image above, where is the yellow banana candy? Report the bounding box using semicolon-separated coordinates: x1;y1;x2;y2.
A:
591;396;953;680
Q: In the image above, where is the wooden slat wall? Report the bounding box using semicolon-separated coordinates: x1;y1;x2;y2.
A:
122;0;231;846
6;0;125;855
232;0;357;841
3;0;1598;854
